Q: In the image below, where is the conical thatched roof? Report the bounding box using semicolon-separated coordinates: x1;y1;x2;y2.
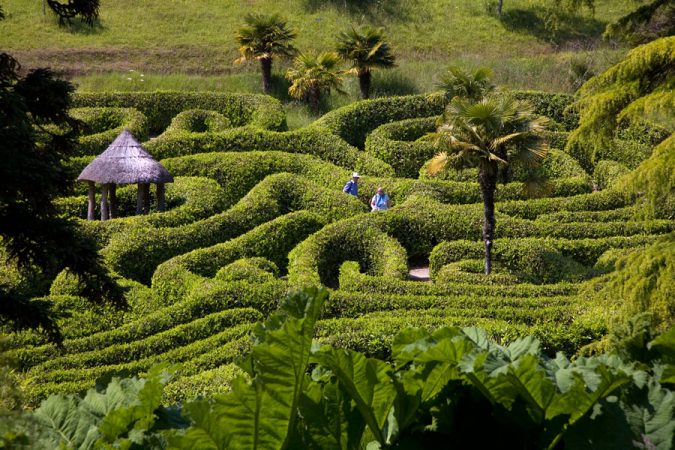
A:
78;129;173;185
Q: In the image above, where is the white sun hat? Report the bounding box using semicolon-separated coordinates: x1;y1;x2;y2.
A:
352;172;361;178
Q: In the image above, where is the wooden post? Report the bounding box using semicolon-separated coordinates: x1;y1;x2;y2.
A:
109;184;118;219
87;181;96;220
157;183;166;212
101;184;109;221
142;184;151;214
136;184;144;215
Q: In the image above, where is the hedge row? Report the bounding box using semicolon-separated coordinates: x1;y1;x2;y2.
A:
71;107;148;156
72;91;286;133
287;221;409;288
365;117;437;178
151;211;324;302
311;92;446;148
32;307;262;372
497;189;629;220
215;257;279;283
166;109;232;133
145;127;394;176
429;235;660;277
23;324;254;397
593;160;631;190
162;363;242;405
289;195;672;286
337;261;580;297
315;308;604;358
536;206;637;223
103;173;360;283
510;90;577;130
17;280;280;368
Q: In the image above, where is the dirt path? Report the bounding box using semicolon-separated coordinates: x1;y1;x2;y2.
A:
408;266;430;281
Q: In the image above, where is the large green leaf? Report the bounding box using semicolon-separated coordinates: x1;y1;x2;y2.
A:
170;288;328;450
314;347;397;447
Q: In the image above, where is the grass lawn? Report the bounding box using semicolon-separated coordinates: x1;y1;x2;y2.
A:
1;0;636;120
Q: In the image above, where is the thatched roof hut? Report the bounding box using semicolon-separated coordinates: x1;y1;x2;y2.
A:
78;129;173;221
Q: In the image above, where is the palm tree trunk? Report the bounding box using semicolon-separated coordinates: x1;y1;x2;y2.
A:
478;165;497;275
358;69;372;99
310;87;321;116
260;57;272;94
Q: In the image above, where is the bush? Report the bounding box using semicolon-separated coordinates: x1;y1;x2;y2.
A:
594;160;631;190
165;109;232;132
146;127;394;176
429;235;661;278
311;92;446;148
70;107;148;156
163;363;244;404
511;90;577;130
71;91;286;133
365;117;437;178
215;257;279;283
103;173;360;283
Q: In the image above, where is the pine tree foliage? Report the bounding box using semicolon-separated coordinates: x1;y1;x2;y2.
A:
565;36;675;170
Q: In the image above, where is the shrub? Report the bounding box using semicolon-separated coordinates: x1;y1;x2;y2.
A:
146;127;394;176
70;107;148;156
311;92;446;148
365;117;437;178
511;90;577;130
165;109;232;133
594;160;631;190
103;173;360;283
215;257;279;283
71;91;286;133
163;363;244;404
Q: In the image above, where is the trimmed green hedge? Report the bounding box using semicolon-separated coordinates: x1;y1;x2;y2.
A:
311;93;446;148
72;91;286;133
214;257;279;283
146;127;395;176
365;117;437;178
594;159;631;190
166;109;232;133
151;211;324;302
511;90;577;131
103;173;362;283
429;235;661;278
337;261;579;297
70;107;148;156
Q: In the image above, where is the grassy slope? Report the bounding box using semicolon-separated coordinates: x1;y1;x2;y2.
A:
1;0;635;125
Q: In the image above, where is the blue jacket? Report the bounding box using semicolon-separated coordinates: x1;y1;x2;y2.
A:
343;180;358;196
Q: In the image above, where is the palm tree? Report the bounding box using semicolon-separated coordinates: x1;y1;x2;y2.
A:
336;26;395;99
428;96;549;275
438;66;495;101
235;13;297;94
286;52;345;116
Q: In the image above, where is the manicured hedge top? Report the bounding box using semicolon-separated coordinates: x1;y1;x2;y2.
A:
72;91;286;133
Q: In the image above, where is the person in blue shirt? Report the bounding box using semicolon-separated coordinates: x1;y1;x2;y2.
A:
370;187;391;211
343;172;360;197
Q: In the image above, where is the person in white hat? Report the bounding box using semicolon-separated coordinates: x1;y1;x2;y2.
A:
342;172;360;197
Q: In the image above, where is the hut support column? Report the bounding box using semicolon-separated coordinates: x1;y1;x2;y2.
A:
143;184;151;214
101;184;110;221
109;184;118;219
157;183;166;212
87;181;96;220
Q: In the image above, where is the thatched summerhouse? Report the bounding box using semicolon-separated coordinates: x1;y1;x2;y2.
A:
78;129;173;221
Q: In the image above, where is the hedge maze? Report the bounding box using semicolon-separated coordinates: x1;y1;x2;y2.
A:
10;90;673;404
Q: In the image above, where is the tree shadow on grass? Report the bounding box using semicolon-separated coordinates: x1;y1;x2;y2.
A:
500;8;606;45
58;17;105;35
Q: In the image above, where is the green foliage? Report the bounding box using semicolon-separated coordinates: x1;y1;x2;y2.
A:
336;25;396;99
71;91;287;133
286;51;344;115
566;36;675;171
165;109;231;133
594;159;630;190
589;234;675;336
47;0;100;27
70;107;148;156
438;65;495;101
604;0;675;45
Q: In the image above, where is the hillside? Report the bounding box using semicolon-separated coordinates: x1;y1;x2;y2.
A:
2;0;635;97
